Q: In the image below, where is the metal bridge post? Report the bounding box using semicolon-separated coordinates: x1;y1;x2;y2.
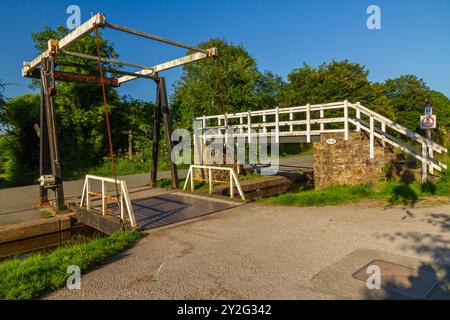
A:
40;56;65;211
158;77;179;189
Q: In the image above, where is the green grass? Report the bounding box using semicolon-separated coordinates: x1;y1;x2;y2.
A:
0;231;144;300
260;179;450;207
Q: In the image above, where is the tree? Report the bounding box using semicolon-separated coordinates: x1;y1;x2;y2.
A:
0;94;40;185
31;26;124;168
171;38;269;130
382;75;430;132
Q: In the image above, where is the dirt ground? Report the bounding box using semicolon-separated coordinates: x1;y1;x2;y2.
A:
45;200;450;300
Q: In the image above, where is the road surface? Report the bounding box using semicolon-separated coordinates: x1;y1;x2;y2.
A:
0;155;312;225
45;200;450;299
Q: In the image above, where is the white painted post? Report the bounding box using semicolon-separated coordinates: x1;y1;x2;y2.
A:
381;122;386;147
190;167;194;192
247;111;252;143
275;107;280;143
240;116;244;136
86;177;91;210
355;103;361;132
101;180;106;216
230;172;234;199
263;114;267;134
224;114;228;145
370;116;375;159
80;179;87;207
208;168;213;195
120;192;124;221
320;107;324;132
202;115;206;144
289;112;293;132
306;104;311;143
422;142;428;183
344;100;349;141
429;146;434;175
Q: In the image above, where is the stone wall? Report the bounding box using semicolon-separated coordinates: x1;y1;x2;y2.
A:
313;132;395;189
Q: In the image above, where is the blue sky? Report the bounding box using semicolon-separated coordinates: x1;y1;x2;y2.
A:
1;0;449;102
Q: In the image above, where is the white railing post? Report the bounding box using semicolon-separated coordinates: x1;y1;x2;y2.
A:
344;100;349;141
355;102;361;132
306;104;311;143
247;111;252;143
275;107;280;143
289;112;293;132
381;122;386;147
86;177;91;210
422;142;428;183
230;173;234;199
101;180;106;216
263;114;267;134
80;179;87;207
369;116;375;159
208;168;213;195
428;146;434;175
320;107;324;132
202;115;206;144
240;116;244;136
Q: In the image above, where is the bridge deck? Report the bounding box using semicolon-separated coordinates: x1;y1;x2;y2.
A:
75;187;243;234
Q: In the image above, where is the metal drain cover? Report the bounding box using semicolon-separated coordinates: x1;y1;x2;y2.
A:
352;260;440;299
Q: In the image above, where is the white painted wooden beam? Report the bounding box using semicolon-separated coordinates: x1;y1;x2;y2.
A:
22;13;106;77
117;48;218;84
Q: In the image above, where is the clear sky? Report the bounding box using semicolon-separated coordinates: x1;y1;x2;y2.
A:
1;0;449;102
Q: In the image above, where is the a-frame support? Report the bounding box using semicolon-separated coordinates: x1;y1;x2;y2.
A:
38;56;65;210
150;77;179;188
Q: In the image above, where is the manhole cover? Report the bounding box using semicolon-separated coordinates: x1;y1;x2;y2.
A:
352;260;440;299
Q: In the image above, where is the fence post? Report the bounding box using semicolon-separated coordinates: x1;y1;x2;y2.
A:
370;116;375;159
86;177;91;210
422;142;428;183
320;107;324;132
263;114;267;134
230;171;234;199
275;107;280;143
101;180;106;216
202;115;206;144
381;122;386;147
306;104;311;143
208;168;213;195
344;100;349;141
428;146;434;175
247;111;252;143
289;112;293;132
355;102;361;132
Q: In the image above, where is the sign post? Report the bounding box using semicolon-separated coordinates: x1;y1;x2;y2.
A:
420;98;436;176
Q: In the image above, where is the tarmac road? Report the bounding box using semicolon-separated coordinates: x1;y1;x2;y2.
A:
0;155;312;225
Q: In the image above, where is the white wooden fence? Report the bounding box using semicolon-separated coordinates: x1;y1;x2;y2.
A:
80;175;137;228
183;165;246;200
193;101;448;182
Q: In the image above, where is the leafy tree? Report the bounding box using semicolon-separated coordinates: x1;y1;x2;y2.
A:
0;94;40;185
171;38;267;130
382;75;430;131
279;60;395;118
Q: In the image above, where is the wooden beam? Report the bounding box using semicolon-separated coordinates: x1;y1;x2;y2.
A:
118;48;218;84
22;13;106;77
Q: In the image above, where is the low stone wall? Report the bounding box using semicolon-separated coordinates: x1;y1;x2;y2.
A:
313;132;396;189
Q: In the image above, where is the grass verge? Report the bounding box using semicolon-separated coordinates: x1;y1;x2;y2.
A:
0;231;144;300
259;179;450;207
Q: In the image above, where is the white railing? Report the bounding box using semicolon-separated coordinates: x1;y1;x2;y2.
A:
80;175;137;228
183;165;246;201
194;101;448;182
